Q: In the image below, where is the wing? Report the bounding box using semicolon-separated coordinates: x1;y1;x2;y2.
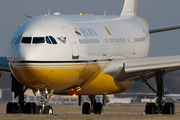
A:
149;25;180;34
104;55;180;82
0;57;10;72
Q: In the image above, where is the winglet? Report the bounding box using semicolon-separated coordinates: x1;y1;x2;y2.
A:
121;0;137;17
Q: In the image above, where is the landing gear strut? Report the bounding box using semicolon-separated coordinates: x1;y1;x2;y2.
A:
36;90;53;114
7;75;28;114
155;71;164;113
6;75;53;114
143;70;175;114
82;95;103;114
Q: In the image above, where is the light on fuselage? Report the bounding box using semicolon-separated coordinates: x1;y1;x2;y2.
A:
79;13;82;16
37;89;40;94
45;89;48;94
72;93;76;97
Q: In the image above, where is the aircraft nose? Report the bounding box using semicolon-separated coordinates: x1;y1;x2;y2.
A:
18;44;46;61
18;47;36;61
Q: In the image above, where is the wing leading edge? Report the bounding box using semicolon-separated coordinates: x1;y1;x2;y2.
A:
104;55;180;82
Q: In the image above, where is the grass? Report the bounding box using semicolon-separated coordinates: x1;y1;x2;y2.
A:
0;104;180;120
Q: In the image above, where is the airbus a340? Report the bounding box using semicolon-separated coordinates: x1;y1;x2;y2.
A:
0;0;180;114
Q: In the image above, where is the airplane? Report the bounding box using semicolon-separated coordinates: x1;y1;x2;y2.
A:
0;0;180;115
163;86;180;102
117;85;180;102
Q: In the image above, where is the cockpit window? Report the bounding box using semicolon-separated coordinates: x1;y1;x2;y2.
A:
49;36;57;44
11;38;16;44
33;37;45;44
46;36;52;44
21;37;32;44
14;36;22;44
19;36;57;44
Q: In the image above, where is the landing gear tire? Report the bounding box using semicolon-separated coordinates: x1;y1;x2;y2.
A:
6;102;18;114
94;102;103;114
145;102;156;114
142;71;176;115
82;102;91;114
44;105;53;114
25;102;36;114
163;102;175;114
35;105;42;114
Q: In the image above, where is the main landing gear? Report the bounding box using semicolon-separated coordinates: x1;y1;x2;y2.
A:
6;75;53;114
81;95;104;114
141;71;175;115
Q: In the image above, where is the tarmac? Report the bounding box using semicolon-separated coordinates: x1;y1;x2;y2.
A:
0;103;180;120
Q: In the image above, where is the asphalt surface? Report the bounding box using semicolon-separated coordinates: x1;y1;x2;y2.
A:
0;104;180;120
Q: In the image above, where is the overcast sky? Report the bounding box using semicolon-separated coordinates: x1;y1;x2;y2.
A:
0;0;180;57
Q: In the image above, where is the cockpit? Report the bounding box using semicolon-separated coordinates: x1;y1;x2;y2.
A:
12;36;57;44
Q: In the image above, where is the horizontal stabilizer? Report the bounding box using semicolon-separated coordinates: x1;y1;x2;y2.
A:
164;85;170;94
25;14;33;18
149;25;180;34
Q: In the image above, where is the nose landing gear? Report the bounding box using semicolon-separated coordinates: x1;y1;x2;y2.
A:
6;76;54;114
36;90;53;114
6;89;54;114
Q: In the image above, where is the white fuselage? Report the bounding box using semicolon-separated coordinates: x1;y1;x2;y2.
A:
9;15;149;61
8;14;150;95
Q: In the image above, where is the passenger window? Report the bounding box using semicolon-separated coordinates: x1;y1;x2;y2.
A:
49;36;57;44
21;37;32;44
46;36;52;44
33;37;45;44
15;36;22;44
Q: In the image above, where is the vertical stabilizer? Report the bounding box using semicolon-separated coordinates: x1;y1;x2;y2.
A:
121;0;137;17
164;85;170;94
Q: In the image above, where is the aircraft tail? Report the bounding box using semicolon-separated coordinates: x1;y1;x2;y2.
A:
164;85;170;94
121;0;137;17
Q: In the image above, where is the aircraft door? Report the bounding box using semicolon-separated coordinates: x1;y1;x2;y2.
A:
125;23;136;56
62;27;79;59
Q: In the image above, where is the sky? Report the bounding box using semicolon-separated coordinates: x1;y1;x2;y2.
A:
0;0;180;57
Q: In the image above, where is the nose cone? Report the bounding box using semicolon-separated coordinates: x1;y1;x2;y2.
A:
18;45;45;61
9;16;51;61
9;15;73;62
8;43;45;62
